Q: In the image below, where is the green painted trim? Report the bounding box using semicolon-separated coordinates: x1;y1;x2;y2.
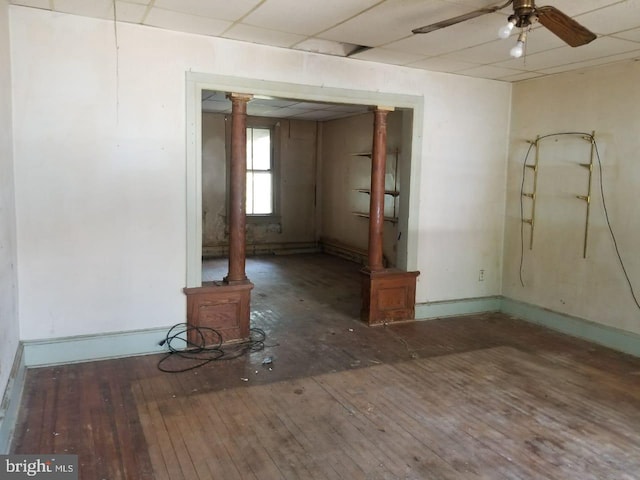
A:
16;296;640;370
501;297;640;358
22;327;173;367
415;296;501;319
0;344;25;454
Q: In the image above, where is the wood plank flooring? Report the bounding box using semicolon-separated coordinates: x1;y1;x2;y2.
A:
11;253;640;479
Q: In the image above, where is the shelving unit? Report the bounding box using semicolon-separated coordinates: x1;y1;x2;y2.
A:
351;148;400;223
351;211;399;224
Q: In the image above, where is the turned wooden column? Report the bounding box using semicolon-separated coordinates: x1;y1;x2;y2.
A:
367;106;394;271
361;106;419;326
224;93;253;285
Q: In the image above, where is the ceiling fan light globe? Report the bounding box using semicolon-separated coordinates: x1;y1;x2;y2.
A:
510;41;525;58
498;21;515;39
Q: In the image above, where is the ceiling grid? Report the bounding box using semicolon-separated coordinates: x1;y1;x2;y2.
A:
10;0;640;82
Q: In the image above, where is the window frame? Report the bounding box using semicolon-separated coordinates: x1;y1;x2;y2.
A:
245;125;274;217
225;116;281;224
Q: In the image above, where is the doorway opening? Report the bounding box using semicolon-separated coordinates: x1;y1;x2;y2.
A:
186;73;423;289
200;91;410;272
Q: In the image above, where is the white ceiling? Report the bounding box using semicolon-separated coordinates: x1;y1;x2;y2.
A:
10;0;640;84
10;1;640;119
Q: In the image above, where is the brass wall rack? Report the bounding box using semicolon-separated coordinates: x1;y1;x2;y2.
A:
522;136;540;250
576;131;596;258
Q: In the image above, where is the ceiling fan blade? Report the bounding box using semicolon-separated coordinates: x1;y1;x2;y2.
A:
536;5;597;47
412;0;513;34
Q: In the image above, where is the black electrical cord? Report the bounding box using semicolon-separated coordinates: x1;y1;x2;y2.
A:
593;141;640;310
518;132;639;310
157;323;267;373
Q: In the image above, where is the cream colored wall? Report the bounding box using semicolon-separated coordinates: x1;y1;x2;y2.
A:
321;111;403;266
504;61;640;335
10;6;510;339
201;113;227;249
0;0;19;410
201;113;318;255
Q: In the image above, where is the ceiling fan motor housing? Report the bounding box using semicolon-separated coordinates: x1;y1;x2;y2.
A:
512;0;537;28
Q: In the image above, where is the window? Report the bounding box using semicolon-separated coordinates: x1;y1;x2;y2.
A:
246;127;273;215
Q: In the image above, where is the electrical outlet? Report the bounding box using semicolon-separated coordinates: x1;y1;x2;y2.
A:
478;269;485;282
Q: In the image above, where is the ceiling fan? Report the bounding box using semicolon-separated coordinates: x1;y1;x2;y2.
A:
412;0;597;58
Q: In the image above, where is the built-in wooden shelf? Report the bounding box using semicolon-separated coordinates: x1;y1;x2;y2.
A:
350;149;399;159
355;188;400;197
352;211;398;224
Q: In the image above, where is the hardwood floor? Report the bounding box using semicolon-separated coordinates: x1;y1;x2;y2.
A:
11;254;640;479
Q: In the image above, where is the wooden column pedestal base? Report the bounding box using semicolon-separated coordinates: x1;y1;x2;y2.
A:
183;282;253;346
361;268;419;326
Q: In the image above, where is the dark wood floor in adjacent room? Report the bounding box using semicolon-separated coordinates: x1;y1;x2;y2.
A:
11;253;640;479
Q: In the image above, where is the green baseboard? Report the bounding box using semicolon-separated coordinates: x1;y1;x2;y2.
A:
0;345;25;453
501;297;640;358
416;295;640;358
415;296;502;319
22;326;172;367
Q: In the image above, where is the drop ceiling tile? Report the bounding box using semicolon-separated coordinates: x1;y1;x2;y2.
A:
407;56;481;73
288;101;331;110
293;38;360;56
115;1;147;23
54;0;114;19
10;0;50;9
281;105;317;113
153;0;261;21
202;100;230;113
276;106;315;117
613;27;640;43
242;0;381;36
447;28;566;64
456;64;527;80
223;24;306;48
529;0;623;17
247;104;283;116
494;36;640;71
324;104;369;113
350;47;426;66
290;109;344;120
320;0;480;48
498;71;546;82
252;97;299;108
384;12;509;57
446;40;519;65
539;48;640;74
575;0;640;35
144;7;232;37
202;90;228;101
443;0;511;6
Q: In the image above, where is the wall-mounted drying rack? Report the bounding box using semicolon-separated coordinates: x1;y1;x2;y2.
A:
522;131;596;256
575;131;596;259
522;136;540;250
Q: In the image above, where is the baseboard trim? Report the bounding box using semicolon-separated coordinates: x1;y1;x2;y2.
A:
319;239;368;266
501;297;640;358
22;326;173;368
204;242;320;258
416;295;640;357
415;296;502;320
0;344;26;454
15;297;640;370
